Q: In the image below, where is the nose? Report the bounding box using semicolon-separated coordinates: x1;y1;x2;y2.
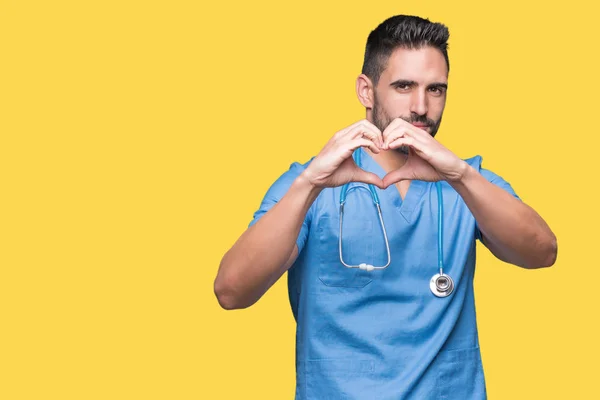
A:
409;89;428;117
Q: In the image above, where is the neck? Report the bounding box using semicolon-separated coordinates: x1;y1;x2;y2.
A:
364;147;409;175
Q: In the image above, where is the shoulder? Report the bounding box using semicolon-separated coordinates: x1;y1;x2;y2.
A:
272;157;315;185
462;155;503;182
462;155;483;169
284;157;314;176
261;156;316;199
249;156;317;227
461;154;520;199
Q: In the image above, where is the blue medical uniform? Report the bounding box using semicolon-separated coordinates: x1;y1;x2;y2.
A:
248;147;520;399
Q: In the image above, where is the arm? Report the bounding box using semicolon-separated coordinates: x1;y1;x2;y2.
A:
214;174;322;310
214;119;385;310
379;118;558;270
448;164;557;269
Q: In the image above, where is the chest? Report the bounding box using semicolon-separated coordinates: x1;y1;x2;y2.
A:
395;181;411;202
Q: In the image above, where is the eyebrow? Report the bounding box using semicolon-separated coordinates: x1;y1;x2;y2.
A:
389;79;448;90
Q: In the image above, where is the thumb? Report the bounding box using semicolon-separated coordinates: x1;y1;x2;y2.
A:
382;167;411;188
352;169;385;189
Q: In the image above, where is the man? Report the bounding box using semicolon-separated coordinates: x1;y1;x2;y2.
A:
214;15;557;399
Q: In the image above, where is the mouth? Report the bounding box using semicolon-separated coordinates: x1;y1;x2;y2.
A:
411;123;430;129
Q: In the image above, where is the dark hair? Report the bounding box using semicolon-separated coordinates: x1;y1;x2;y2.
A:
361;15;450;86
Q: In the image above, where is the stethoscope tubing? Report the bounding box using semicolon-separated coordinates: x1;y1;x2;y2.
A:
338;149;454;296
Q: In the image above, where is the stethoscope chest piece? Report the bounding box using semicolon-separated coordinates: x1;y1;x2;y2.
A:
430;273;454;297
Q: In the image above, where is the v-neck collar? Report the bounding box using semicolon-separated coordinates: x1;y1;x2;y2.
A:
358;147;428;224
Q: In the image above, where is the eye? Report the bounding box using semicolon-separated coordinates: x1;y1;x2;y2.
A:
429;86;446;96
395;83;411;91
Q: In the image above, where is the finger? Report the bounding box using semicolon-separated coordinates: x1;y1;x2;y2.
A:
354;128;383;149
346;137;380;154
359;119;384;146
352;168;385;189
361;119;382;132
381;118;408;142
405;123;432;138
353;119;382;136
382;167;410;188
385;125;429;149
382;119;429;146
387;136;416;150
345;123;383;148
399;123;432;142
336;119;379;140
383;126;410;149
381;117;404;134
383;117;422;134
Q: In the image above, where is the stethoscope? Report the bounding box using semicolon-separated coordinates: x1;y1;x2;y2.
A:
338;149;455;297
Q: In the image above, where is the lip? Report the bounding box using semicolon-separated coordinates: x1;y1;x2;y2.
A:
411;124;429;129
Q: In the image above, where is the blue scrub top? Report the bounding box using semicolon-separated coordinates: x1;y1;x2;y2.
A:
249;148;520;400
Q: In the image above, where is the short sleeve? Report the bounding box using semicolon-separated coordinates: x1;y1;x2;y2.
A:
248;160;314;254
467;156;522;242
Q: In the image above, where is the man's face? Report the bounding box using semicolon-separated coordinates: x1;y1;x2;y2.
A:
371;46;448;152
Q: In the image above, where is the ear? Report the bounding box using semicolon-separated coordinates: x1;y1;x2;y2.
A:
356;74;375;109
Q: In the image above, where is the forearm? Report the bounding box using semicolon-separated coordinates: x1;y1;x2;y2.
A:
448;164;557;269
214;173;322;309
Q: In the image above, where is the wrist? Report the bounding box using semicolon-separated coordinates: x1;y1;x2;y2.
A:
296;171;324;197
447;162;476;189
445;160;470;183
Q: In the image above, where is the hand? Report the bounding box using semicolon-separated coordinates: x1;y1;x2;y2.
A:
302;119;385;189
380;118;468;188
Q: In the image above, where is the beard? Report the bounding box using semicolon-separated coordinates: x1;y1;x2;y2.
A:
372;95;442;155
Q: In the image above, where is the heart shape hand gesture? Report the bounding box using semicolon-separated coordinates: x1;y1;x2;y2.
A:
301;118;469;190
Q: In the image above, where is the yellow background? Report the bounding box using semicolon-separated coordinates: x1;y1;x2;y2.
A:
1;0;597;398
